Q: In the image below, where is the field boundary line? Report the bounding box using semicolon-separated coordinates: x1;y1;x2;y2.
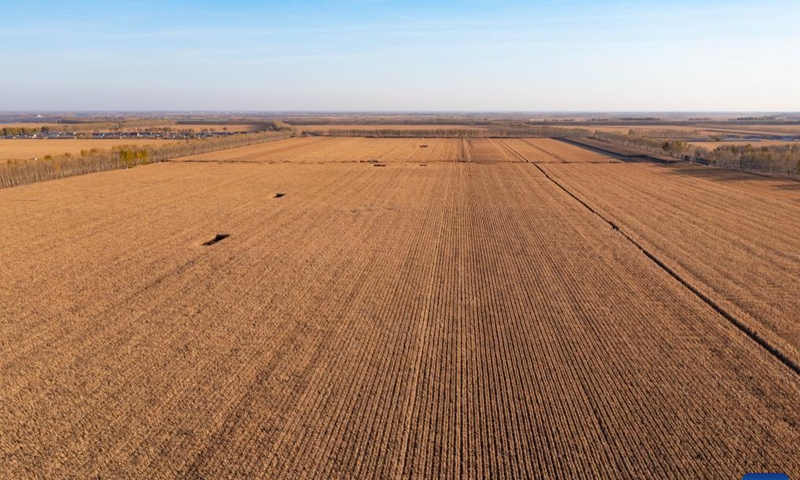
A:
521;139;570;163
554;138;637;162
532;163;800;378
495;139;529;163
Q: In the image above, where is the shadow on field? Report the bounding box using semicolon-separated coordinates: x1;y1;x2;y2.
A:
202;233;230;247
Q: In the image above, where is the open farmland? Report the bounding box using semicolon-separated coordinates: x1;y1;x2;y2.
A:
179;137;614;164
689;140;799;150
296;124;489;133
701;125;800;136
502;138;618;163
540;162;800;368
591;124;800;138
591;125;705;135
179;137;462;163
1;138;799;478
0;123;64;130
0;138;183;161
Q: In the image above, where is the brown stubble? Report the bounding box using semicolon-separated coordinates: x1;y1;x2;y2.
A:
0;140;798;478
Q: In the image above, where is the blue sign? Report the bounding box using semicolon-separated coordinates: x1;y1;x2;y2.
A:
742;474;789;480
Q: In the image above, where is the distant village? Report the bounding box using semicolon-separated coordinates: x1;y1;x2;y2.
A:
1;127;247;141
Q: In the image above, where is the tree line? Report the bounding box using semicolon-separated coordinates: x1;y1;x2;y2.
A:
591;131;800;176
2;126;52;136
0;131;292;189
705;143;800;175
627;128;702;139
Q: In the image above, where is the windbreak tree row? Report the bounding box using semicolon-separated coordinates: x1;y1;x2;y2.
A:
0;131;292;188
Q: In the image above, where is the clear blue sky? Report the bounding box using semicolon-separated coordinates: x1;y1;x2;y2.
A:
2;0;798;111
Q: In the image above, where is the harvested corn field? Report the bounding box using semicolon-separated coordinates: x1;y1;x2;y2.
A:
515;138;620;163
178;136;617;165
178;137;461;164
1;139;799;479
540;162;800;369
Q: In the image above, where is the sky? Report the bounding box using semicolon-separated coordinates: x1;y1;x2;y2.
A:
1;0;799;112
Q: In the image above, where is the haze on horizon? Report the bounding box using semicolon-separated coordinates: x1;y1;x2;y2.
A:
2;0;799;112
